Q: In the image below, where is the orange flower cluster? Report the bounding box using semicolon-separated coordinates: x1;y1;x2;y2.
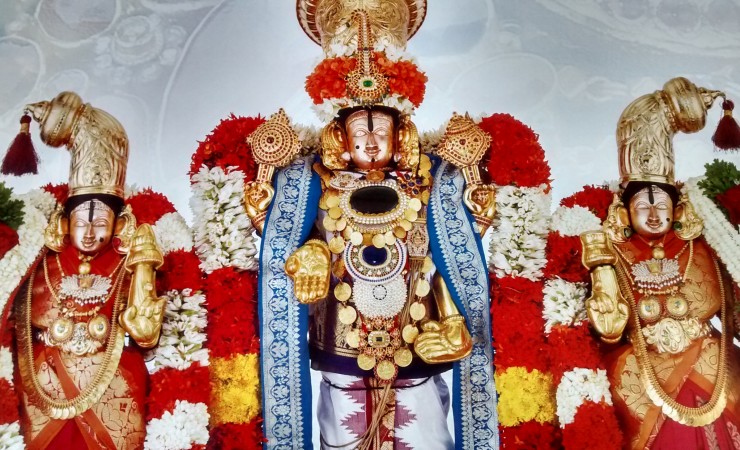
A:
305;53;427;107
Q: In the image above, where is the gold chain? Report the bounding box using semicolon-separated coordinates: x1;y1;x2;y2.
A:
614;250;729;426
15;252;128;420
44;253;124;308
614;240;693;295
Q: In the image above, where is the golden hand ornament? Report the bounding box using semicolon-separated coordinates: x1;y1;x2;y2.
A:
120;292;166;349
244;181;275;235
121;224;166;348
414;315;473;364
463;184;496;235
586;265;628;344
285;239;331;304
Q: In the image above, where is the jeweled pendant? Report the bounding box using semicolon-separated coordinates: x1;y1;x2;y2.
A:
652;246;665;260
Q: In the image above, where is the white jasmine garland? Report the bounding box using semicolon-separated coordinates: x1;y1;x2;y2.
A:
419;123;446;155
153;212;193;254
294;123;321;155
190;166;258;273
0;422;23;450
684;177;740;286
551;205;601;237
556;368;612;427
143;401;209;450
542;279;588;334
0;347;12;384
312;94;416;123
489;185;551;280
145;289;208;373
17;189;57;219
0;193;51;327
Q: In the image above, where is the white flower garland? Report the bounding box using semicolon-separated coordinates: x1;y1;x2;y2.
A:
556;368;612;427
0;347;12;384
153;212;194;254
294;123;321;155
143;400;210;450
145;289;208;373
0;191;51;332
0;422;23;450
190;166;258;273
325;39;412;62
550;205;601;237
489;185;551;280
312;94;416;123
684;177;740;286
542;278;588;334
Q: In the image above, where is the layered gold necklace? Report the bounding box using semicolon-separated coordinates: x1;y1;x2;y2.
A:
614;239;730;426
15;251;127;420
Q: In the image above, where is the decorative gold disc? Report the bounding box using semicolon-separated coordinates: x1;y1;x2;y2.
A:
408;198;422;212
637;295;661;322
323;215;337;232
666;294;689;318
372;234;386;248
335;217;347;231
357;353;376;371
393;226;407;239
400;219;413;231
334;282;352;302
404;208;418;222
652;246;665;260
338;305;358;325
375;359;396;381
384;231;396;246
50;317;74;342
87;314;109;341
421;256;434;274
415;279;431;297
78;261;91;275
350;231;364;246
329;236;346;254
326;193;341;208
394;348;413;367
402;324;419;343
345;329;360;348
328;207;342;220
409;302;426;321
332;260;346;278
366;170;385;182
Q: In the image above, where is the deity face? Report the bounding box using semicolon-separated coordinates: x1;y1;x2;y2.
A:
69;200;115;255
345;109;395;170
628;186;674;240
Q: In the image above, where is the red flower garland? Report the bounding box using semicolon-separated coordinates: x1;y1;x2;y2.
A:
547;324;602;384
125;188;176;225
207;421;265;450
543;235;589;284
0;222;18;260
480;114;552;189
562;402;622;450
190;114;264;180
560;185;614;222
42;183;69;205
204;268;259;358
716;184;740;225
147;365;211;421
305;53;427;107
0;379;19;424
158;250;203;293
491;276;549;372
499;421;561;450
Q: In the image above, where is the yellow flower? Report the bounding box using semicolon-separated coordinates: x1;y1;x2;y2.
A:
210;353;261;425
495;366;556;427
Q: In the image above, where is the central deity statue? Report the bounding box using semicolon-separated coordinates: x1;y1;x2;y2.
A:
239;0;500;448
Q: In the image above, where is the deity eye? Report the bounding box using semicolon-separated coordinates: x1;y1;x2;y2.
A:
374;128;389;137
353;130;368;137
74;220;88;227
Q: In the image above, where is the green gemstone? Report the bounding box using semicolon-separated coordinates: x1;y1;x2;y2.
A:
363;79;374;88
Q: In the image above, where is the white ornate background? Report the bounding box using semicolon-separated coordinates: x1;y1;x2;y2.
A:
1;0;739;220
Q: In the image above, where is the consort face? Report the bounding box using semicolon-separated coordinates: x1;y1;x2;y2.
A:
628;186;673;240
345;109;395;170
69;200;115;255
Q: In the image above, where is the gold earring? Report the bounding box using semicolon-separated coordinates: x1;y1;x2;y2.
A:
673;195;703;240
396;115;420;170
113;204;138;254
320;120;348;171
44;204;67;252
603;194;632;244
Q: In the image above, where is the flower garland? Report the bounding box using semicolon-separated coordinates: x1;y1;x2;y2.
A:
480;114;559;447
543;186;622;449
686;176;740;286
190;115;268;449
305;52;427;121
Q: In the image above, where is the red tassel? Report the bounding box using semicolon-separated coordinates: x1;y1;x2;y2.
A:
1;114;39;176
712;100;740;151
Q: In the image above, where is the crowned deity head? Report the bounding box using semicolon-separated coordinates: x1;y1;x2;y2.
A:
623;184;675;240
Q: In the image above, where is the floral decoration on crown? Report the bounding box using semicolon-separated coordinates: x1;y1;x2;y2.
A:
305;52;427;121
